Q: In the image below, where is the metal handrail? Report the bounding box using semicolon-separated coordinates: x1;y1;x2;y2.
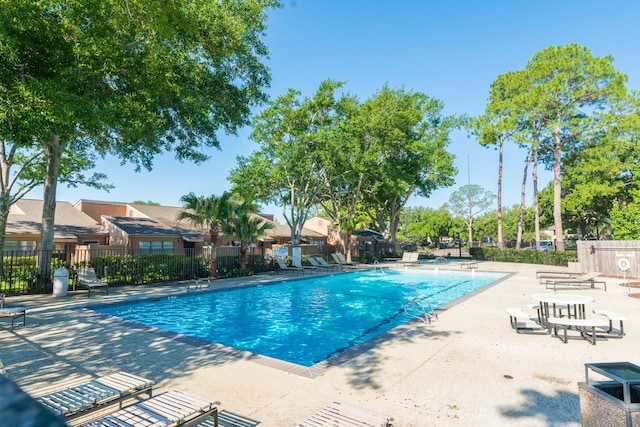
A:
404;297;438;324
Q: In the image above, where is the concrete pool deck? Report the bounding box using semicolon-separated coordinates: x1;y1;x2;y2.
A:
1;261;638;426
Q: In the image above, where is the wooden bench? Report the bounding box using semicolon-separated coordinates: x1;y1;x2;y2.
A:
547;317;610;345
593;309;626;336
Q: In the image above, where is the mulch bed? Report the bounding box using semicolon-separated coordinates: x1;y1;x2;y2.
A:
621;282;640;299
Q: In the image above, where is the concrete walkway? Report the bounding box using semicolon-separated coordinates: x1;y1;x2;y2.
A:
1;262;638;426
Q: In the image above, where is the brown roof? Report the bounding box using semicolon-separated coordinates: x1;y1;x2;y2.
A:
7;199;103;237
129;204;209;234
102;215;180;237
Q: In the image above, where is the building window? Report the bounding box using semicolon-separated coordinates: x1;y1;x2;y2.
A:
139;241;174;254
82;240;99;245
2;241;36;255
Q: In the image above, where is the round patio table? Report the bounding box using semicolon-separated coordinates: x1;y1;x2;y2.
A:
530;293;595;328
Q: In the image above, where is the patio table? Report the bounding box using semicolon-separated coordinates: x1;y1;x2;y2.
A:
530;293;595;329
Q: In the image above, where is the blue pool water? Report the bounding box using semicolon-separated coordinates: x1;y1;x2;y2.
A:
94;269;506;367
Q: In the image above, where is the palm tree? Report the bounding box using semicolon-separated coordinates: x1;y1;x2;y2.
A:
224;203;274;272
178;191;232;277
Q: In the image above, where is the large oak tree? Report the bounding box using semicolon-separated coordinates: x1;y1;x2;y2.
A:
1;0;278;290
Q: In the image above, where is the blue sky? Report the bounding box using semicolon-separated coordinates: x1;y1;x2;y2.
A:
43;1;640;220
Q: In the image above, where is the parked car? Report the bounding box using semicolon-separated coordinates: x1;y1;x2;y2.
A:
401;243;418;251
539;240;555;251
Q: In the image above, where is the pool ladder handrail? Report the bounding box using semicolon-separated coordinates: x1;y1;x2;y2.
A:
187;278;211;292
372;260;385;274
404;297;438;324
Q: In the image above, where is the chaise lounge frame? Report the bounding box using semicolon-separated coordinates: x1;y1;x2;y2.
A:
35;371;155;421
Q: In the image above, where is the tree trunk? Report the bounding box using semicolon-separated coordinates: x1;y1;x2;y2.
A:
496;135;504;249
209;227;218;278
240;246;247;271
516;147;533;249
345;229;353;262
0;202;9;276
37;135;64;293
533;146;541;249
552;144;565;251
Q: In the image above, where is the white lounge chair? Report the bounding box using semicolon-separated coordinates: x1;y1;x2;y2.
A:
76;268;109;297
299;401;393;427
79;390;219;427
0;293;26;331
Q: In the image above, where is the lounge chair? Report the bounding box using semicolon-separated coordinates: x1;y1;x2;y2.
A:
332;253;358;267
197;409;261;426
76;268;109;297
0;293;26;331
308;257;336;271
35;371;155;421
313;257;341;271
275;256;304;275
398;251;419;266
292;257;319;273
543;271;606;291
79;390;219;427
298;401;393;427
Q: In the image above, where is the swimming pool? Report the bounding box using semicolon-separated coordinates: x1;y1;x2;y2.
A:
94;269;506;367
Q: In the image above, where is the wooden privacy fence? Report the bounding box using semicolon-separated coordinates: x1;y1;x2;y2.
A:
577;240;640;280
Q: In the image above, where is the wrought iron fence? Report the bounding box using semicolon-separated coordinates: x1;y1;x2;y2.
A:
1;246;270;295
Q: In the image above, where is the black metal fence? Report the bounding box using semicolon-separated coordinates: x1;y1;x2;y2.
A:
1;246;272;295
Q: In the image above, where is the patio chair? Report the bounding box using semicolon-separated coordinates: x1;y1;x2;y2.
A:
298;401;393;427
274;256;304;275
35;371;155;421
79;390;219;427
76;268;109;297
0;293;26;331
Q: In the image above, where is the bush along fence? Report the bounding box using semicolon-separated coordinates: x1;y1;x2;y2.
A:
1;247;275;295
469;247;578;266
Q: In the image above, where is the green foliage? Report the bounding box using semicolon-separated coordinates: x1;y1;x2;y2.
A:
82;253;209;285
132;201;160;206
1;0;279;285
399;206;464;246
1;254;68;293
445;184;496;243
611;202;640;240
470;247;577;266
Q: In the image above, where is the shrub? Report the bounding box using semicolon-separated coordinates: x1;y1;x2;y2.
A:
470;247;576;266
